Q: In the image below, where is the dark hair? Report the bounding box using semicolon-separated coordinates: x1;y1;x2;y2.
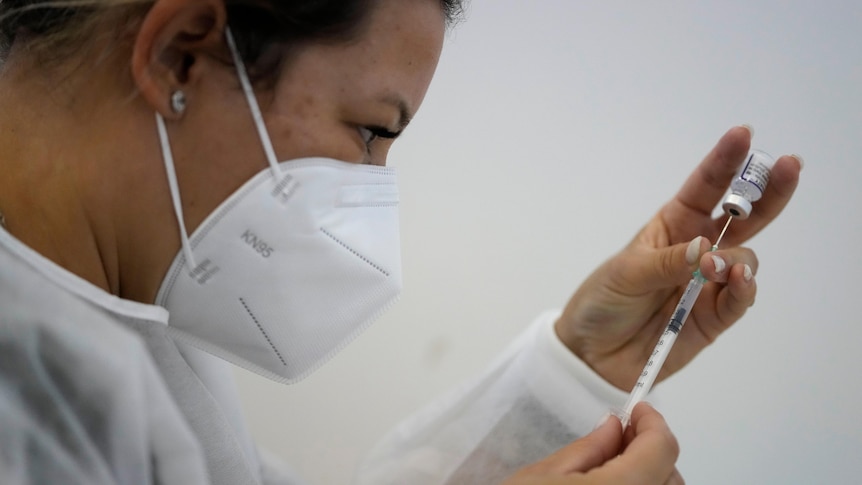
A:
0;0;466;67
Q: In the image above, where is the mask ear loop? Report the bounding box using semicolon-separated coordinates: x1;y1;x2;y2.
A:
155;27;279;276
224;27;282;177
156;112;198;271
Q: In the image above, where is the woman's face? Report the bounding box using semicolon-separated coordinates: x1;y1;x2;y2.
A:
262;0;446;167
173;0;445;231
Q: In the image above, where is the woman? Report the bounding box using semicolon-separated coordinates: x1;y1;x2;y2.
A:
0;0;801;483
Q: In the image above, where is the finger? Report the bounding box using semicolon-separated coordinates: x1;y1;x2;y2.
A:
690;261;757;344
621;236;712;291
665;467;686;485
720;154;802;247
594;403;679;483
714;262;757;330
521;414;623;474
697;246;758;283
674;126;752;216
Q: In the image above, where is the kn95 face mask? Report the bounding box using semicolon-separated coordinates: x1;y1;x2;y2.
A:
153;28;402;383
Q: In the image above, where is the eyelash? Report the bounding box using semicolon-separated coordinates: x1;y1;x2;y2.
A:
359;126;400;147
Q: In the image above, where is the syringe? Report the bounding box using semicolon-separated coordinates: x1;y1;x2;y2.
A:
613;216;733;428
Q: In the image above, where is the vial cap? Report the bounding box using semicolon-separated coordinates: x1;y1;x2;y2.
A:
722;194;753;219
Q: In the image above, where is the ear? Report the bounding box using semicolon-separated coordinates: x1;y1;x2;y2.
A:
131;0;227;119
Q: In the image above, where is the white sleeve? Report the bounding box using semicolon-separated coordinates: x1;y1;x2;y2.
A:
0;308;210;485
354;310;628;485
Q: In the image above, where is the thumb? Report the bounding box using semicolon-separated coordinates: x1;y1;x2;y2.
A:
525;414;624;474
628;236;710;290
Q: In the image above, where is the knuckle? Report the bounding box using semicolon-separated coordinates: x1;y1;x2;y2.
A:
653;247;677;280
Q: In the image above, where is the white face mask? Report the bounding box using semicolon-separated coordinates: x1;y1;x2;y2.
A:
153;29;402;384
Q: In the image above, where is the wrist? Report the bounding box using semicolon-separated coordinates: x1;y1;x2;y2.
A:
552;316;633;392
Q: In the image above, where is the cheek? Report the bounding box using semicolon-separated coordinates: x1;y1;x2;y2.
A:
264;94;366;164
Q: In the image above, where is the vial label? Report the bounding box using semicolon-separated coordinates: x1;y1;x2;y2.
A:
740;153;772;194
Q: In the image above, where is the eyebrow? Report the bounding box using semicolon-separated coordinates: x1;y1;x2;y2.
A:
380;94;413;132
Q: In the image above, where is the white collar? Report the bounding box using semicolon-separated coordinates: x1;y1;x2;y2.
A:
0;227;169;324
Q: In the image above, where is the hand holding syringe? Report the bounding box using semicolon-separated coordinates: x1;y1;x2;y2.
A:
612;149;776;428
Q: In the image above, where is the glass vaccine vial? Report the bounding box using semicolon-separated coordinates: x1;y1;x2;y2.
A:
721;149;776;219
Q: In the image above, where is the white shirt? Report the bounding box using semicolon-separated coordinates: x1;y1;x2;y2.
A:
0;227;626;484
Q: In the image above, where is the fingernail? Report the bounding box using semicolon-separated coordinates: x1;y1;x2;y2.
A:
712;255;726;273
593;412;611;431
686;236;703;265
740;124;755;138
790;153;805;171
743;264;753;281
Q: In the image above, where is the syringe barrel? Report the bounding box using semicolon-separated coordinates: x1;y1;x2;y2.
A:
614;273;706;427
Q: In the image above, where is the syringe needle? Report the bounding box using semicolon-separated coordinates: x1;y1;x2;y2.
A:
714;215;732;249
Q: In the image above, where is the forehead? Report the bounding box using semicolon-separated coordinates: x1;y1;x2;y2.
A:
273;0;445;114
320;0;445;73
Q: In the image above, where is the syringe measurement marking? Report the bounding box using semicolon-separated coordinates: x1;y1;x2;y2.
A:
634;332;670;387
633;290;693;386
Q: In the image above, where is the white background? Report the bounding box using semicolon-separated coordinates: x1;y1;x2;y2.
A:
234;1;862;483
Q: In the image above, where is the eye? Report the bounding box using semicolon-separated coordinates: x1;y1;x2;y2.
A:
358;125;401;147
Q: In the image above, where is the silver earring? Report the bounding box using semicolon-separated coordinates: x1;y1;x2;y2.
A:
170;90;187;114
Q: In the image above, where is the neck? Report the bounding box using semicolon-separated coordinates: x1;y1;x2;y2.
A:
0;58;178;303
